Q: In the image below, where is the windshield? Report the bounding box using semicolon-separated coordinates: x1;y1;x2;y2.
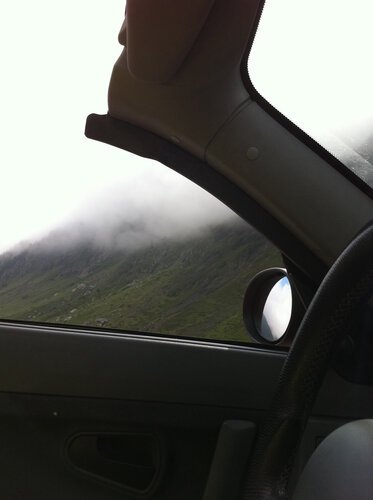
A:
249;0;373;189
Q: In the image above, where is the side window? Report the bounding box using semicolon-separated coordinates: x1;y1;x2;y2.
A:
0;0;283;344
0;163;282;344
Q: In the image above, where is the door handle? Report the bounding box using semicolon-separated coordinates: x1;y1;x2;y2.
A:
66;432;166;496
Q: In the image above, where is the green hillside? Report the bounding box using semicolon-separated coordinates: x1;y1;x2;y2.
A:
0;220;281;343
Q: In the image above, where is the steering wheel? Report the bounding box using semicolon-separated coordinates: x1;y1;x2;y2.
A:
242;223;373;500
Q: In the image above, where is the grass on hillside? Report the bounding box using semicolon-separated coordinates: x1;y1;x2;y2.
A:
0;221;282;343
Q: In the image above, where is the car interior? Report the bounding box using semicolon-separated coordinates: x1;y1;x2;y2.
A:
1;1;373;499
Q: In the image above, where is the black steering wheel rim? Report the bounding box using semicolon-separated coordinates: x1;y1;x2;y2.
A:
242;223;373;500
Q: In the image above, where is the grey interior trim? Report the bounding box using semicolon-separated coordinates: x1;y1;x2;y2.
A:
0;323;373;420
108;0;260;159
315;370;373;419
0;323;284;409
206;102;373;265
290;416;351;494
293;420;373;500
108;49;251;160
107;1;373;267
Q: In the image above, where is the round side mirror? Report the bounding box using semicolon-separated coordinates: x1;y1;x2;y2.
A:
243;268;303;345
261;276;292;342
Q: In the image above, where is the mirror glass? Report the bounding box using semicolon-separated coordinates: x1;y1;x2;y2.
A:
260;277;292;342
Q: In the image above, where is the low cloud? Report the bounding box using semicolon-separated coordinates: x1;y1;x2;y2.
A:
19;166;237;255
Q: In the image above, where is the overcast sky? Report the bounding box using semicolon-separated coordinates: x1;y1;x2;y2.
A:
1;0;372;254
249;0;373;140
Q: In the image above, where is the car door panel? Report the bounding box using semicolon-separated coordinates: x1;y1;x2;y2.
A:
0;323;283;499
1;322;373;498
0;323;285;407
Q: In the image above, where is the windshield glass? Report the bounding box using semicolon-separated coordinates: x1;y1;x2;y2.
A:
249;0;373;189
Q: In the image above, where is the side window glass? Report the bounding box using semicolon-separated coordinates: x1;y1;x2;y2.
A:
0;163;282;344
0;0;282;344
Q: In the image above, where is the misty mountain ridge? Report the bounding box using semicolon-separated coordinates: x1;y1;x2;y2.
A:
0;218;281;343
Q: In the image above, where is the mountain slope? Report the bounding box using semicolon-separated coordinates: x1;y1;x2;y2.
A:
0;221;281;343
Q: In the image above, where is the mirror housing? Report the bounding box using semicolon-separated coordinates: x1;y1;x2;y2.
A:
243;268;304;346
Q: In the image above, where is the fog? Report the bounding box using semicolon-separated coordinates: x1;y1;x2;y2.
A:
0;0;237;257
25;165;236;254
1;0;372;257
0;0;127;254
